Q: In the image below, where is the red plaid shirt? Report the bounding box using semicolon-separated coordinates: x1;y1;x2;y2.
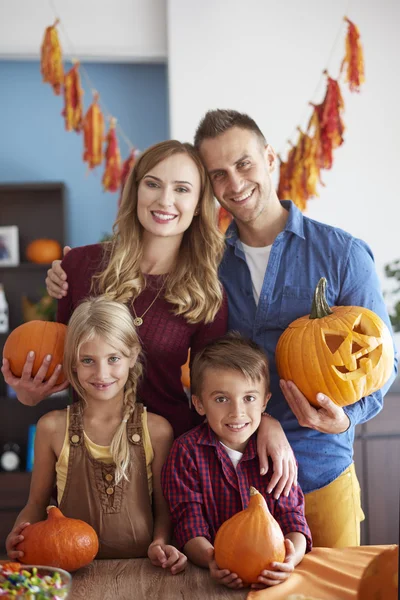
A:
161;422;312;552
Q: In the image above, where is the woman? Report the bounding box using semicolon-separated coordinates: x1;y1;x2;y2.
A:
2;141;227;438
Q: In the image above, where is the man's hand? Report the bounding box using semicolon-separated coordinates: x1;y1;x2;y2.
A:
207;548;244;589
257;415;298;500
251;538;296;589
45;245;71;299
280;380;350;434
147;543;187;574
1;353;69;406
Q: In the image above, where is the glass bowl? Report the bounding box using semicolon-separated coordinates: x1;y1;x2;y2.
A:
0;563;72;599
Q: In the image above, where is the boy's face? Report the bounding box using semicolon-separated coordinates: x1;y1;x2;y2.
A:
192;367;270;453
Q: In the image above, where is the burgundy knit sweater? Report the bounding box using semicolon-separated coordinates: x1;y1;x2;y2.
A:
57;244;228;437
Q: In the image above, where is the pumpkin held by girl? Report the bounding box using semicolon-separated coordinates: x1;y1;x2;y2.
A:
276;277;394;407
16;506;99;572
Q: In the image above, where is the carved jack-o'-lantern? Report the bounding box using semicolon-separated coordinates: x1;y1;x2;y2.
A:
276;278;394;407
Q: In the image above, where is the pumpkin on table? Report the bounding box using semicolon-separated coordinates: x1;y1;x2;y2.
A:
357;544;398;600
276;277;394;407
17;506;99;572
3;320;67;385
214;486;286;584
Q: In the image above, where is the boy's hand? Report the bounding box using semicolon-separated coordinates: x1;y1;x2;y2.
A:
207;548;244;589
147;542;187;574
251;538;295;589
6;522;30;560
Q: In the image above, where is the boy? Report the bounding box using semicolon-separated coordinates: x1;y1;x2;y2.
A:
161;332;311;589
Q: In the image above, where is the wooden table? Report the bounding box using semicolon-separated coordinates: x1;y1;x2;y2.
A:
70;559;247;600
70;545;394;600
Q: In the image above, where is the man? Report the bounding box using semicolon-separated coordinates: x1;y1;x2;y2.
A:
194;109;397;547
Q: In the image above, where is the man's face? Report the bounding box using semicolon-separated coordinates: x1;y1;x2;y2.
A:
199;126;276;225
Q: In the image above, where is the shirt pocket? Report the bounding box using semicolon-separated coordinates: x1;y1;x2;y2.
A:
278;286;315;330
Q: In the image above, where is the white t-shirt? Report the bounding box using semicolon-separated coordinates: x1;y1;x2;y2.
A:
220;441;243;470
241;242;272;304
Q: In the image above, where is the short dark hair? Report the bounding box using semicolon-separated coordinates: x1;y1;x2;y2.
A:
191;331;270;396
194;109;266;148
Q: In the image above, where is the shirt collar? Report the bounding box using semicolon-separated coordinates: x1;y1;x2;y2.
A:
197;422;257;460
225;199;305;248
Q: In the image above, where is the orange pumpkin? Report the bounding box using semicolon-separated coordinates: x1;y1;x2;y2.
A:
3;320;67;385
276;278;394;407
181;350;191;389
214;486;286;584
26;239;62;264
357;545;398;600
17;506;99;572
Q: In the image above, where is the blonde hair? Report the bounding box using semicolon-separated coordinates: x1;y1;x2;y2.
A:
64;296;143;485
191;332;270;396
93;140;225;324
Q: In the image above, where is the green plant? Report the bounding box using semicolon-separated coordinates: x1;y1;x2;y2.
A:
384;260;400;332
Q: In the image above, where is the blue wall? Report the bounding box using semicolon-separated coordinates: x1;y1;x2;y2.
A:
0;61;169;247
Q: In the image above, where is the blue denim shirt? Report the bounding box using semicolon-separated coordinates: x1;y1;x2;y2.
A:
219;201;398;493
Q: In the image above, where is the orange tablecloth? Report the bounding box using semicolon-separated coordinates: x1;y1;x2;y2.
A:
247;545;395;600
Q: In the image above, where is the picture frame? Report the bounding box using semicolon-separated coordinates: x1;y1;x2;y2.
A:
0;225;20;266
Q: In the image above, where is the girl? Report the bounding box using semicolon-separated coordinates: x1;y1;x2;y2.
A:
6;297;187;572
2;141;227;438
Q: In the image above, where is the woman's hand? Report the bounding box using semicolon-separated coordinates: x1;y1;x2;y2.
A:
45;246;71;299
1;353;69;406
207;549;244;589
148;542;187;574
251;539;296;589
6;522;30;560
257;414;298;499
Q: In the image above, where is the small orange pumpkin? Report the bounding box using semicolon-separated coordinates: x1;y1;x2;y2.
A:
26;239;62;264
3;320;67;385
276;278;394;407
214;486;286;584
181;350;191;389
357;545;398;600
17;506;99;572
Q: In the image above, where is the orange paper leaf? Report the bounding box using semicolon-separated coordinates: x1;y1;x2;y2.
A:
102;118;122;192
62;62;84;132
40;21;64;95
342;17;365;93
82;95;105;169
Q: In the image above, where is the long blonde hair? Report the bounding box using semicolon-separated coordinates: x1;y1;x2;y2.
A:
64;296;143;484
93;140;225;324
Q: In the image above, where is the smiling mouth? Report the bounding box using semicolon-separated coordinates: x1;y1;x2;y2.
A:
91;382;115;390
225;423;249;431
151;211;178;222
231;188;255;203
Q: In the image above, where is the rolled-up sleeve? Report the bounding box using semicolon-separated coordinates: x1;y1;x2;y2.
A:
273;484;312;552
161;440;211;549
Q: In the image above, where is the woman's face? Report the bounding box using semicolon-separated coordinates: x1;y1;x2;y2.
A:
137;153;201;241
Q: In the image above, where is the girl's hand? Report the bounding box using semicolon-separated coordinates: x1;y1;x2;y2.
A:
251;538;296;589
6;522;30;560
1;354;69;407
147;543;187;574
45;246;71;299
257;415;298;499
207;549;244;589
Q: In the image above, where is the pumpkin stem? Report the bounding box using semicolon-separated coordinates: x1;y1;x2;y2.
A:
309;278;333;319
249;486;259;496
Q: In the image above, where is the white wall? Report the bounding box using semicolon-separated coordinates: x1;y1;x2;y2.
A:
0;0;167;62
167;0;400;350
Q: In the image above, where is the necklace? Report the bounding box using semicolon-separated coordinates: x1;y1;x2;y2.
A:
131;280;165;327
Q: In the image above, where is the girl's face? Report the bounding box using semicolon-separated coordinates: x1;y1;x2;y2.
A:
75;335;139;404
137;153;202;242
